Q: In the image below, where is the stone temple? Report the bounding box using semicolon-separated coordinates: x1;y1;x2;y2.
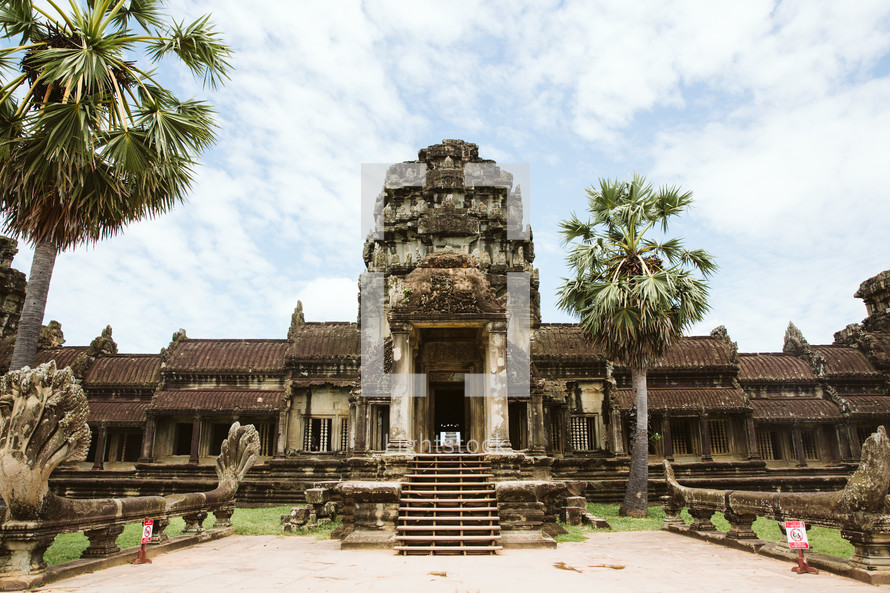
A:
1;139;889;509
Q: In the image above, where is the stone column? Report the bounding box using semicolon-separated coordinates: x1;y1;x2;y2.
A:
847;423;862;460
92;424;107;470
744;412;760;460
699;413;712;461
138;415;156;463
612;409;627;455
527;392;547;455
189;414;202;465
275;400;289;457
836;423;853;462
562;404;573;454
387;327;415;453
792;423;807;467
353;395;369;454
484;321;511;452
662;412;674;461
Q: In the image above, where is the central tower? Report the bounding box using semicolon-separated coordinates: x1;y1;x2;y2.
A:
357;140;542;456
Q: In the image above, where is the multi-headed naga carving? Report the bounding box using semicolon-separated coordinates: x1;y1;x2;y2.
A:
0;362;260;588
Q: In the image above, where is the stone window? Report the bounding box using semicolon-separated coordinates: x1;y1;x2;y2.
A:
708;418;729;455
370;404;389;451
106;429;141;462
670;419;694;455
570;416;597;451
549;414;563;453
340;418;349;451
758;430;783;460
208;423;230;456
173;422;193;456
256;422;274;456
509;401;528;450
801;429;818;461
303;417;332;452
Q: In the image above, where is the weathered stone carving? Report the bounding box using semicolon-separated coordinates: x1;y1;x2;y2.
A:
709;325;739;364
663;427;890;571
783;322;825;377
37;320;65;350
86;325;117;357
63;325;119;379
0;362;90;521
287;301;305;340
159;328;188;364
0;363;259;588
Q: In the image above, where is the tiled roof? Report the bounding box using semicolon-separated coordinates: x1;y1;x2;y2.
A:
614;387;748;412
88;400;149;425
750;398;842;422
840;395;890;418
164;339;289;373
531;324;605;360
652;337;736;369
738;353;815;383
84;354;160;387
150;389;283;412
811;345;882;378
292;378;356;388
34;347;88;369
288;322;361;359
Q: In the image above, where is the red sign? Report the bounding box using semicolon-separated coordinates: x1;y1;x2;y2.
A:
141;519;154;544
785;521;809;549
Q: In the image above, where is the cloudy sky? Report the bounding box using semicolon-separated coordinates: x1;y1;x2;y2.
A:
11;0;890;355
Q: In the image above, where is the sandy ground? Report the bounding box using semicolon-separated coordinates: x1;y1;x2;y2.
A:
35;531;882;593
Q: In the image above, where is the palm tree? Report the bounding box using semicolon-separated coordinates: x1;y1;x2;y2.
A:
557;175;716;517
0;0;231;370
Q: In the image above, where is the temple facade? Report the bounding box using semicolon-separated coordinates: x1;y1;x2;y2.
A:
1;139;889;502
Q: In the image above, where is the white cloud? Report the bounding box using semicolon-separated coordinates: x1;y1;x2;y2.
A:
6;0;889;359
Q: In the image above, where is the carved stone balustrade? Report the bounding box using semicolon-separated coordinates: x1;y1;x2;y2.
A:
662;426;890;582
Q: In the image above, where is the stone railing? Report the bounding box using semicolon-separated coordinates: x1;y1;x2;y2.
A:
0;362;259;591
662;426;890;577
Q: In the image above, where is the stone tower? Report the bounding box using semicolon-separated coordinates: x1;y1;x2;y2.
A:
356;140;546;455
0;236;27;339
361;139;541;325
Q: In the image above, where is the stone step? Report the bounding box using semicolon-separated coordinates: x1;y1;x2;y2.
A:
397;525;501;532
400;497;495;504
401;481;496;488
398;505;499;513
404;473;494;479
410;457;488;461
394;545;502;554
402;489;494;496
398;515;500;522
397;454;500;556
395;534;501;542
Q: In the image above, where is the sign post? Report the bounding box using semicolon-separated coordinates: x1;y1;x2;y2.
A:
785;521;817;575
133;518;153;565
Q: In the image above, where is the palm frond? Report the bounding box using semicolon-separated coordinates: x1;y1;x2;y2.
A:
146;15;232;89
556;174;716;368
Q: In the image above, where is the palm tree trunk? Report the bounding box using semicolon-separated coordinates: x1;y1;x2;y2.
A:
619;364;650;517
10;241;57;370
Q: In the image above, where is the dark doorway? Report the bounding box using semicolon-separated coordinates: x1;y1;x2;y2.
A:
434;386;465;439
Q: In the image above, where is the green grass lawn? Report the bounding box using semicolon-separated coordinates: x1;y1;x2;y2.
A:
44;506;340;566
555;503;853;559
44;501;853;566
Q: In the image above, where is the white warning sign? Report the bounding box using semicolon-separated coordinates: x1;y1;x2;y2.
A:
785;521;809;550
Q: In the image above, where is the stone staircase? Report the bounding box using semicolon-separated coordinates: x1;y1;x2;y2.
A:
394;453;502;555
